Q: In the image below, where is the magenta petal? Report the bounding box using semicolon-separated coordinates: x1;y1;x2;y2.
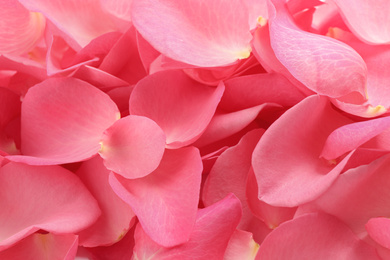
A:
267;0;367;99
76;156;136;247
133;194;242;260
0;233;78;260
109;147;202;247
7;77;119;165
130;70;224;148
0;162;100;250
366;217;390;249
321;116;390;160
252;95;353;207
257;213;380;260
332;0;390;44
131;0;252;67
99;115;166;179
0;0;45;55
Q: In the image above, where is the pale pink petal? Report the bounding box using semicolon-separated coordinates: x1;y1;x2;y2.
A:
321;116;390;160
366;217;390;249
76;156;136;247
297;155;390;236
130;70;224;148
266;0;367;99
0;0;45;55
246;169;297;229
131;0;252;67
19;0;117;49
99;115;166;179
109;147;202;247
193;105;267;148
132;194;242;260
243;0;268;30
332;0;390;44
0;233;78;260
257;213;380;260
0;55;46;81
100;0;132;22
220;73;306;112
7;77;120;165
224;230;259;260
252;95;353;207
0;162;101;250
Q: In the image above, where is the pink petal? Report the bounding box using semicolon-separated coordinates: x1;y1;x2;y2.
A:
7;77;120;165
224;230;259;260
297;154;390;236
76;155;136;247
0;162;101;250
99;115;166;179
193;105;267;148
131;0;253;67
252;95;353;207
19;0;117;49
132;194;242;260
257;213;380;260
99;0;132;22
321;116;390;160
0;88;20;129
267;0;367;99
332;0;390;44
109;147;202;247
0;233;78;260
366;217;390;249
0;0;45;55
130;70;224;148
220;73;306;112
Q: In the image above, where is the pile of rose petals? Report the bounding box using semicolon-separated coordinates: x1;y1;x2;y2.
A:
2;0;390;259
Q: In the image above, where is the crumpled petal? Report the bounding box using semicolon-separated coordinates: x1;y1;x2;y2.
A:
76;155;136;247
109;147;202;247
132;194;242;260
0;162;101;250
252;95;353;207
99;115;166;179
257;213;380;260
7;77;120;165
0;233;78;260
130;70;224;148
131;0;253;67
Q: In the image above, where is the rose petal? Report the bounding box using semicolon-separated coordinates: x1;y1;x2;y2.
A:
131;0;252;67
366;217;390;250
0;162;100;250
99;115;166;179
109;147;202;247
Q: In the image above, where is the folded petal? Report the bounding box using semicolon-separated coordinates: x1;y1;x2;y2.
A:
267;0;367;99
130;70;224;148
321;116;390;160
0;162;101;250
7;77;120;165
131;0;252;67
257;213;380;260
99;115;166;179
76;156;136;247
332;0;390;44
366;217;390;250
109;147;202;247
252;95;353;207
19;0;116;49
132;194;242;260
297;154;390;236
0;0;45;55
0;233;78;260
224;230;259;260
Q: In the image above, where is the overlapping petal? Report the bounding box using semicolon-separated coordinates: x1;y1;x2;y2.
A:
109;147;202;247
0;162;101;250
131;0;253;67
